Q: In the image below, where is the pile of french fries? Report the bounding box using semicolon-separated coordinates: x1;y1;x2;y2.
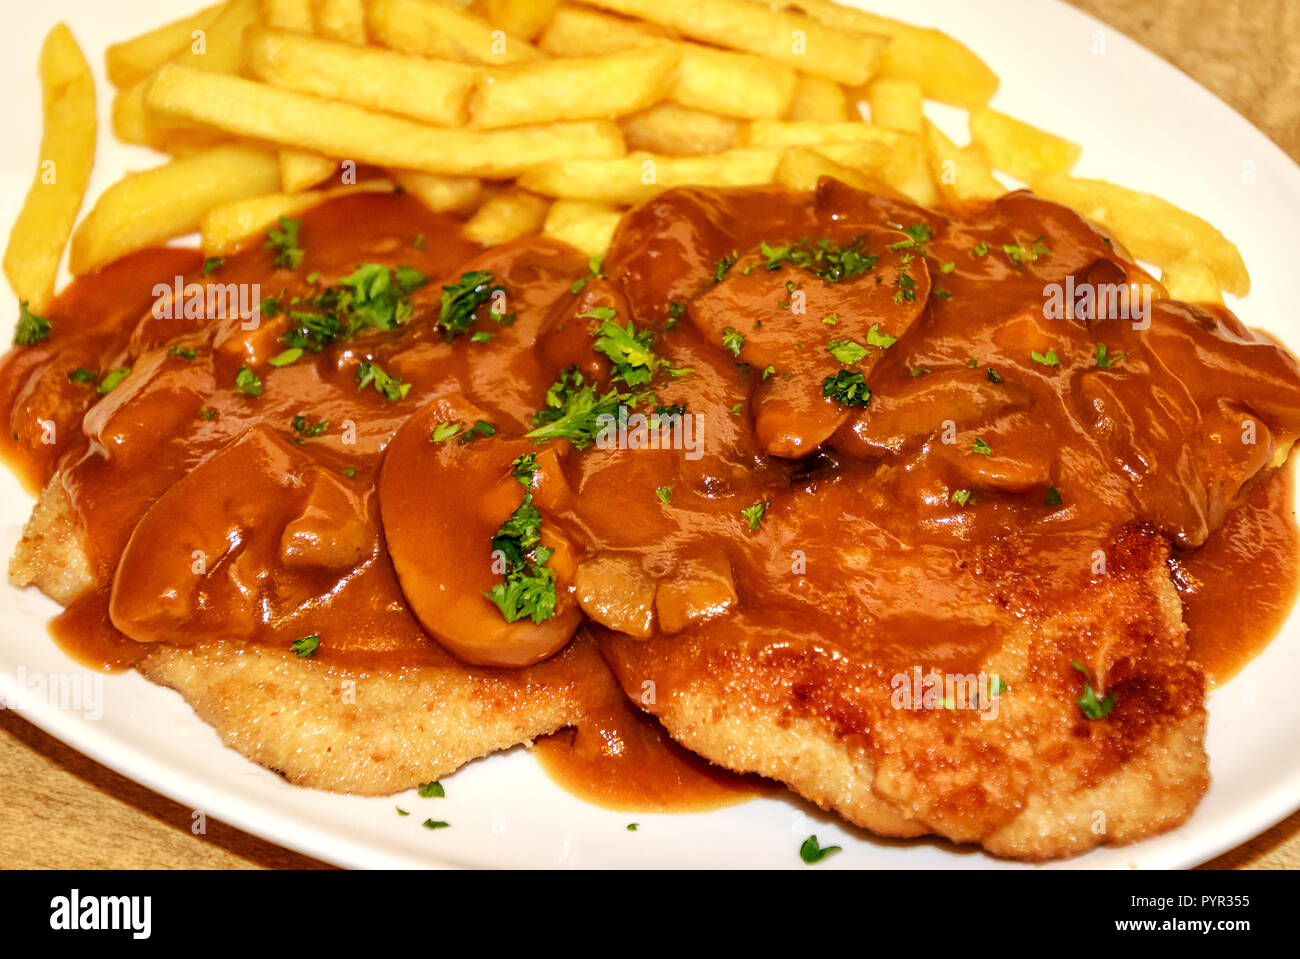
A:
4;0;1249;320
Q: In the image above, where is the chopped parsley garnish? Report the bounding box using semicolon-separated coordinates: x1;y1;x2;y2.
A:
721;327;746;357
471;331;492;343
1072;660;1116;719
281;264;428;353
592;315;685;386
1095;343;1127;369
67;367;96;384
713;250;739;282
986;367;1003;384
526;367;629;448
893;272;917;304
234;364;262;397
952;489;975;506
418;781;445;798
266;216;305;270
760;237;878;283
168;345;198;361
826;339;868;364
1003;236;1052;265
13;302;50;346
291;415;329;439
887;223;933;253
199;406;218;421
627;823;639;831
202;256;225;276
355;360;410;402
268;348;302;367
1031;349;1060;367
761;364;775;381
822;312;839;326
97;367;131;395
656;486;673;505
422;820;449;830
940;261;956;274
1045;485;1063;506
971;437;992;456
483;492;558;624
430;421;461;443
822;369;871;408
569;256;606;294
909;366;931;378
340;467;356;477
971;241;990;258
799;835;841;864
396;807;409;816
865;325;897;349
741;500;771;531
510;453;538;486
438;269;504;341
459;419;496;445
291;634;320;658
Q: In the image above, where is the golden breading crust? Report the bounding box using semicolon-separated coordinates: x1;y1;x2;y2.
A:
9;473;586;795
600;526;1209;861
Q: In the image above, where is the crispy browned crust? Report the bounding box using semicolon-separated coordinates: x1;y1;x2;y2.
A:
10;472;585;796
601;527;1209;861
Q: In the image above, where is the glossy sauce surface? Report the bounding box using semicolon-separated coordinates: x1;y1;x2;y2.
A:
2;183;1299;810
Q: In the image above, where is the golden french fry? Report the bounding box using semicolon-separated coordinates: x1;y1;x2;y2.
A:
866;77;923;133
261;0;314;31
543;200;623;257
366;0;540;64
105;2;225;88
775;147;877;192
923;120;1004;207
786;74;850;122
538;5;667;55
1032;172;1250;296
143;65;626;178
311;0;367;43
538;7;796;120
742;119;906;150
583;0;887;85
201;180;396;254
4;25;96;313
172;0;260;74
243;27;476;127
471;46;679;129
812;137;936;207
69;144;282;275
622;104;739;156
463;188;551;245
519;149;780;204
749;0;999;107
969;106;1082;182
279;150;339;191
111;78;227;152
483;0;559;40
1161;253;1225;306
394;170;483;214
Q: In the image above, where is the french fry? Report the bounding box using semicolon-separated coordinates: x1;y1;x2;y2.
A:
518;149;781;204
394;170;483;214
143;65;626;178
1161;253;1225;306
583;0;888;85
105;2;225;88
741;119;906;150
1031;173;1250;296
543;200;623;256
748;0;999;107
201;180;396;254
69;144;282;275
775;147;877;192
463;188;551;245
280;150;339;191
538;5;667;55
471;46;679;129
923;120;1004;207
483;0;560;40
311;0;367;43
969;107;1082;182
261;0;314;31
865;77;923;133
538;7;796;120
812;137;936;207
4;25;96;314
242;27;476;127
170;0;260;75
622;104;739;157
111;78;226;153
786;75;850;123
366;0;541;64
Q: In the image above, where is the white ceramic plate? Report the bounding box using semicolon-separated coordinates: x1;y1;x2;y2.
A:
2;0;1298;869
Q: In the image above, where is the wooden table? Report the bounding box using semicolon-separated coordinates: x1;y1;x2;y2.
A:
3;0;1299;870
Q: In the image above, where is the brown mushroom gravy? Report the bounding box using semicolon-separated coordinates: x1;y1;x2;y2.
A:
2;181;1298;809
